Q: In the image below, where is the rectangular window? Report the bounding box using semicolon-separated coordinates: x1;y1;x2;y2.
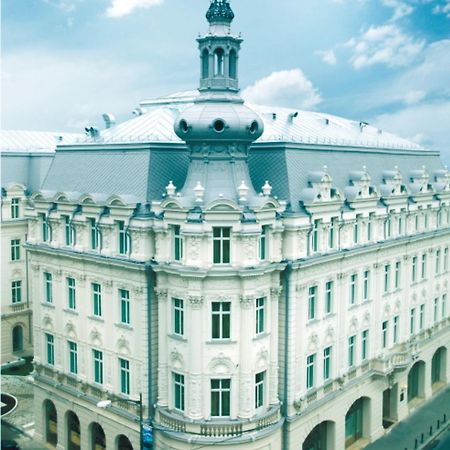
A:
444;248;449;272
398;213;403;235
213;227;231;264
11;198;20;219
312;219;320;252
363;270;370;302
410;308;416;335
119;358;130;395
361;330;369;360
89;218;99;250
120;289;130;325
44;272;53;303
325;281;333;314
174;225;183;261
11;280;22;304
350;274;358;305
212;302;231;339
394;261;401;289
385;215;392;238
259;226;268;261
255;297;265;335
64;215;74;246
329;217;338;249
382;321;388;348
174;373;185;412
92;283;102;317
118;220;129;255
442;294;447;319
11;239;20;261
348;335;355;367
93;349;103;384
421;253;427;279
434;298;439;323
419;304;425;330
39;213;49;242
393;316;399;344
353;215;361;244
68;341;78;375
367;213;374;241
308;286;317;321
306;354;315;389
67;277;76;310
415;213;419;231
323;346;332;381
383;264;391;293
435;249;441;274
412;256;417;282
173;298;184;336
255;371;265;408
210;379;231;417
46;333;55;365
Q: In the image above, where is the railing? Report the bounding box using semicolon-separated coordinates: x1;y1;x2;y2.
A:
200;422;243;437
10;303;28;313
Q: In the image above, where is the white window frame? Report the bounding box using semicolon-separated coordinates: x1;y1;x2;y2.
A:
67;277;76;310
255;297;266;335
11;280;22;304
173;298;184;336
120;289;131;325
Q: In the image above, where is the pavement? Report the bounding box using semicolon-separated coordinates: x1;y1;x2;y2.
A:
366;386;450;450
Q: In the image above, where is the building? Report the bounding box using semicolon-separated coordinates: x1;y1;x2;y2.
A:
7;1;450;449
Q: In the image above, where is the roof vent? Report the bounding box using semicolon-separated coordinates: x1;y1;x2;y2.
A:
288;112;299;122
272;113;277;120
85;126;100;138
324;118;330;126
359;121;369;131
102;113;116;129
132;107;145;116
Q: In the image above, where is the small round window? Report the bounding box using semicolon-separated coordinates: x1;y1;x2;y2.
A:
179;119;189;133
213;119;225;133
249;121;259;134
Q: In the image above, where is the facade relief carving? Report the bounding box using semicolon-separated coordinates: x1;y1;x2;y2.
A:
188;295;204;309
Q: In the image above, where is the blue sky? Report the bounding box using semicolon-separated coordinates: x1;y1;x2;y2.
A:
2;0;450;163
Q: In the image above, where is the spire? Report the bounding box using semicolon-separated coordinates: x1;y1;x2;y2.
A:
206;0;235;25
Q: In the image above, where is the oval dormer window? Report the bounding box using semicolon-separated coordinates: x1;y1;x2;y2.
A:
179;120;189;134
213;119;225;133
249;121;259;134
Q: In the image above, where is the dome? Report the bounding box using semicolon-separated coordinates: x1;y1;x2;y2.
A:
174;101;264;144
206;0;235;24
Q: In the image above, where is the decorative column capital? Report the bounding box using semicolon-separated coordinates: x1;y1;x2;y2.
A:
239;295;253;309
188;295;204;309
155;288;168;302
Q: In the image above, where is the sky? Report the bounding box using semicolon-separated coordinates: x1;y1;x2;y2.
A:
2;0;450;164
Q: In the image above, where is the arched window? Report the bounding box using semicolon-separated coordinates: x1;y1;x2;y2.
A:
12;325;23;352
202;49;209;79
214;48;224;76
45;400;58;446
229;49;237;79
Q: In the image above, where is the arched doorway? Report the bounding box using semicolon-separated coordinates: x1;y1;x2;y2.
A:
67;411;81;450
408;360;425;402
303;421;335;450
345;397;371;448
44;400;58;447
432;347;447;387
91;422;106;450
12;325;23;352
117;434;133;450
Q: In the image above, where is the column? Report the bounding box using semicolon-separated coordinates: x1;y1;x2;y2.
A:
156;289;168;407
270;287;282;405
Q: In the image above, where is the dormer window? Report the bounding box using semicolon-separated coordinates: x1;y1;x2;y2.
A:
213;227;230;264
173;225;183;262
39;213;50;243
11;198;20;219
89;218;100;251
214;48;224;76
118;220;129;255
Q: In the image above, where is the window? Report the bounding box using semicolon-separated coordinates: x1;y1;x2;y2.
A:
11;239;20;261
421;253;427;279
349;274;358;305
305;286;316;322
444;248;449;272
353;215;361;244
12;326;23;352
361;330;369;360
312;219;320;253
382;321;388;348
89;218;100;250
393;316;399;344
323;346;332;381
11;281;22;303
419;304;425;330
434;298;439;323
120;289;130;325
412;256;417;282
410;308;416;335
67;277;76;310
385;215;392;238
202;49;209;79
255;371;265;408
44;272;53;303
424;212;429;229
118;221;129;255
64;216;74;246
229;49;237;79
213;227;231;264
367;213;374;241
306;354;316;389
329;217;338;249
383;264;391;293
415;213;419;231
325;281;333;314
119;358;130;395
11;198;20;219
214;48;224;76
92;283;102;317
40;213;50;242
363;270;370;301
394;261;401;289
46;333;55;365
173;298;184;336
174;373;185;412
398;213;404;235
255;297;265;335
442;294;447;318
93;349;103;384
211;379;230;417
348;335;355;367
173;225;183;261
68;341;78;375
435;249;441;274
259;226;268;261
212;302;231;339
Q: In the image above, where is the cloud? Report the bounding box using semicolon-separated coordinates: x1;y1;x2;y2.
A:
242;69;322;109
105;0;164;18
346;24;425;69
382;0;414;21
433;1;450;17
42;0;84;13
316;49;337;65
402;90;427;104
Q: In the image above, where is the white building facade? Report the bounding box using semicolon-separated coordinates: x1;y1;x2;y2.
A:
8;1;450;450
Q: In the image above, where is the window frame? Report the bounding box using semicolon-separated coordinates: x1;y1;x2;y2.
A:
173;298;184;336
11;239;21;261
44;272;53;304
308;286;317;321
11;198;20;219
210;378;231;417
92;283;102;317
67;277;76;310
68;341;78;375
11;280;22;304
306;353;316;389
173;225;183;262
93;349;104;385
255;297;266;335
46;333;55;366
255;371;265;409
325;281;333;314
120;289;131;325
323;346;332;381
211;301;231;340
173;372;185;412
119;358;130;395
213;227;231;264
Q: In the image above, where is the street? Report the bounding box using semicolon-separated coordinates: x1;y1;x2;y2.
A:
424;427;450;450
1;421;47;450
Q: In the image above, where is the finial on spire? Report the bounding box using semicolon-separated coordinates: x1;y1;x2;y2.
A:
206;0;235;24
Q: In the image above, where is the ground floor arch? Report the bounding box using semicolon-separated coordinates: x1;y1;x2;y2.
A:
90;422;106;450
12;325;23;352
431;347;447;386
408;360;425;402
117;434;134;450
67;410;81;450
345;397;371;448
44;399;58;447
303;421;335;450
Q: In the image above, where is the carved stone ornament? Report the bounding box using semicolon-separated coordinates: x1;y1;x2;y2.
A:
256;347;269;368
155;288;168;302
296;284;306;292
170;348;184;370
133;285;144;296
240;295;253;309
188;295;204;309
31;264;40;272
337;272;345;280
89;328;102;346
270;287;283;299
325;325;335;341
43;314;53;330
395;299;401;311
384;303;391;316
309;332;319;352
208;353;236;375
117;335;130;354
64;321;76;339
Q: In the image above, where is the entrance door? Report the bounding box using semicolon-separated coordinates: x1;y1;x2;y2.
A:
345;399;363;447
